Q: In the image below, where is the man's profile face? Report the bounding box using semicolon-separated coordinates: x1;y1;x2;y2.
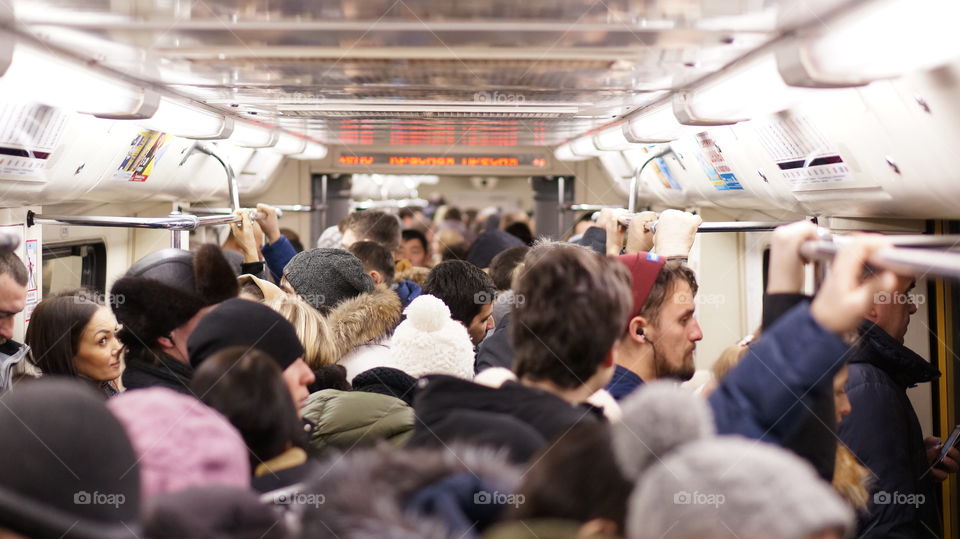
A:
648;280;702;381
0;274;26;343
869;276;917;344
466;302;495;346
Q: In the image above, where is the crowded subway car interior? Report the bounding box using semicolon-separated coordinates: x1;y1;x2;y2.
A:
2;0;960;537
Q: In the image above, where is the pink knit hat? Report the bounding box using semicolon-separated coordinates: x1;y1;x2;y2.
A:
107;388;250;499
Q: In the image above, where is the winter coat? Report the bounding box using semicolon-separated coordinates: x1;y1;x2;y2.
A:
410;375;603;462
261;235;298;282
121;353;194;395
251;446;317;495
300;389;414;456
144;485;288;539
475;310;513;374
297;444;522;538
839;322;941;539
0;339;29;393
327;286;403;382
606;364;644;401
708;302;849;445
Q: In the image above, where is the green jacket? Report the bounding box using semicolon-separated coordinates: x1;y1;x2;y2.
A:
301;389;414;455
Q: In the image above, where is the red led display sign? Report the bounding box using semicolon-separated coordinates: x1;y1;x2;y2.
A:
338;153;547;168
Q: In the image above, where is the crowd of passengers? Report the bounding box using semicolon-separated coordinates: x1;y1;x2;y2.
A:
0;201;951;539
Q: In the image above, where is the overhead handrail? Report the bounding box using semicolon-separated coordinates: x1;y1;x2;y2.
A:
352;198;428;210
27;211;202;230
800;239;960;283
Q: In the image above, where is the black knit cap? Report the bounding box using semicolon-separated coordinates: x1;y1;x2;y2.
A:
352;367;418;406
0;378;141;539
187;298;305;370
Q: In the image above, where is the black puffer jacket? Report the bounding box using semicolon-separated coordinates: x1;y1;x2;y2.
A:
839;323;941;539
122;353;193;395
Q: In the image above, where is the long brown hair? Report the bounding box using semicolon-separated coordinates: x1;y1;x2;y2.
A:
25;290;102;377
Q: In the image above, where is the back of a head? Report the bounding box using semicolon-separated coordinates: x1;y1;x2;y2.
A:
263;294;338;369
512;247;631;389
423;260;495;325
346;210;402;252
349;240;396;284
144;486;287;539
390;294;476;379
190;347;303;467
489;246;530;291
513;422;632;532
629;438;854;539
466;228;524;269
282;248;375;312
107;387;250;498
0;378;141;539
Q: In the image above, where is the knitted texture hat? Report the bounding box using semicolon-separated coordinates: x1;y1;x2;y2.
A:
390;295;475;380
352;366;419;406
613;383;854;539
107;388;250;499
0;379;141;539
283;248;374;311
187;298;305;370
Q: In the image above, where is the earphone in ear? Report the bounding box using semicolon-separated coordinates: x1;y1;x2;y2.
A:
636;327;644;336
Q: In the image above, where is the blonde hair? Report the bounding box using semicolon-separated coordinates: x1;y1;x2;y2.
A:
263;295;337;369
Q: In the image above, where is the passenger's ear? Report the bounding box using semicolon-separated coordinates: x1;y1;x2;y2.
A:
156;336;175;351
628;316;649;344
368;270;383;285
578;518;618;538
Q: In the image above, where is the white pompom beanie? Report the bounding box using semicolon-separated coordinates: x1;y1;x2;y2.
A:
389;294;476;380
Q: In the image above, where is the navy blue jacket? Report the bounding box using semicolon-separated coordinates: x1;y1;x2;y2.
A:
839;323;941;539
709;302;849;444
261;235;298;282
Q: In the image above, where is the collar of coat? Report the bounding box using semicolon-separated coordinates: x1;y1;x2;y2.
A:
852;321;940;388
327;285;402;360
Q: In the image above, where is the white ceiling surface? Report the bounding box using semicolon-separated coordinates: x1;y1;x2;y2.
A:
6;0;854;148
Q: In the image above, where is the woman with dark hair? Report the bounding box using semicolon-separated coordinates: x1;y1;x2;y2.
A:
25;290;123;397
190;347;313;494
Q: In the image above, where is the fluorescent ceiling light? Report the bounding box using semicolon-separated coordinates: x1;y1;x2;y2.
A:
289;142;328;160
273;132;307;155
674;55;801;125
779;0;960;87
230;122;278;148
625;106;689;143
598;151;634;179
141;98;233;139
594;125;634;151
0;45;156;119
570;136;602;157
554;144;590;161
277;101;579;114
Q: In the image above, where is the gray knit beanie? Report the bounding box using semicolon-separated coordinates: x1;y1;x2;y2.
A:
283;248;374;311
627;437;854;539
613;383;854;539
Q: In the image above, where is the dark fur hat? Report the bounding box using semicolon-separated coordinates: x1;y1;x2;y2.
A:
111;245;238;351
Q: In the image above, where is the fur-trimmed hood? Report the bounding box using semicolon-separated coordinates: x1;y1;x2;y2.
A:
327;285;403;360
296;444;521;538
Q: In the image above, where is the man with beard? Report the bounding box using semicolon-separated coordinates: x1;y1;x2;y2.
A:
605;254;702;399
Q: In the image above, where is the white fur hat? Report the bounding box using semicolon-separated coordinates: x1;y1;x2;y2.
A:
390;295;476;380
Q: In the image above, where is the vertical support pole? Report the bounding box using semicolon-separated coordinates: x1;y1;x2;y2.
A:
628;172;638;213
557;176;565;238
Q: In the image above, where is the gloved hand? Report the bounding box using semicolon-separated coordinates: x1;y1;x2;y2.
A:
653;209;702;258
625;211;658;254
598;208;631;256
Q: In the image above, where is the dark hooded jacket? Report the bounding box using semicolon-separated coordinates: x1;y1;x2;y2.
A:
122;353;194;395
838;322;941;539
410;375;603;462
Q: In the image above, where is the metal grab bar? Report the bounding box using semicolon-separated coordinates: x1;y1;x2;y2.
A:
800;240;960;282
27;211;201;230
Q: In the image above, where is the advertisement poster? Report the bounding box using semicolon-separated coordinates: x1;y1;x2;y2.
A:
696;132;743;191
23;239;38;322
114;130;170;182
0;104;69;180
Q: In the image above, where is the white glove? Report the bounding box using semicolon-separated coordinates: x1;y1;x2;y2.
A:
653;209;701;258
625;211;658;254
